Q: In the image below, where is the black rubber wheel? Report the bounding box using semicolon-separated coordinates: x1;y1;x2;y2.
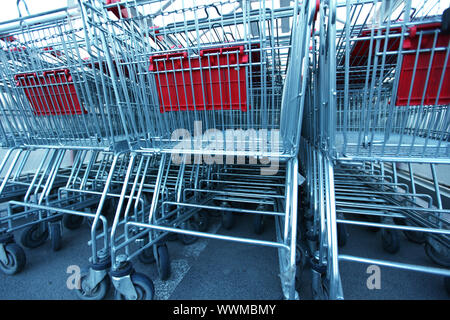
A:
21;224;49;249
381;228;400;254
393;218;426;244
222;212;235;230
62;214;84;230
295;244;308;288
75;274;110;300
194;212;209;232
444;277;450;295
138;246;156;264
403;226;426;244
253;214;264;234
0;243;26;275
50;223;62;252
425;241;450;267
178;220;199;245
114;273;155;300
156;244;170;280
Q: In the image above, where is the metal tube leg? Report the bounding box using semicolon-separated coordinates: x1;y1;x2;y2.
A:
280;157;299;300
325;155;343;300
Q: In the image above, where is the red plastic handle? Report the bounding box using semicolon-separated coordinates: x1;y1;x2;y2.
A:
150;51;188;62
14;72;37;81
165;52;188;59
200;46;244;56
43;69;70;77
149;52;188;71
314;0;320;22
43;69;72;81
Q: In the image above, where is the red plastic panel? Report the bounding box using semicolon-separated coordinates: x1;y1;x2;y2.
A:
396;23;450;106
149;46;249;113
342;27;402;86
15;69;86;116
349;27;402;67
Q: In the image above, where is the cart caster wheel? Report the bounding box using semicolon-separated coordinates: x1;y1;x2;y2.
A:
138;247;156;264
21;224;49;249
62;214;84;230
393;218;426;244
222;212;236;230
295;244;308;287
179;220;199;245
75;274;110;300
381;228;400;254
156;244;170;280
403;228;426;244
425;241;450;267
444;277;450;295
194;211;209;232
0;243;26;275
253;214;264;235
50;222;62;252
114;273;155;300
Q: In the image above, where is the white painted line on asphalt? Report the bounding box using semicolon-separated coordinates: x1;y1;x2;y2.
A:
154;259;191;300
154;220;222;300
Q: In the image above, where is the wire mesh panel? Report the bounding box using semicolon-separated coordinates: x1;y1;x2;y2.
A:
329;0;450;161
0;5;130;150
86;0;316;157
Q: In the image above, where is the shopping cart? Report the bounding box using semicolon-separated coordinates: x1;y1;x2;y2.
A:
0;1;147;300
81;0;318;299
301;0;450;299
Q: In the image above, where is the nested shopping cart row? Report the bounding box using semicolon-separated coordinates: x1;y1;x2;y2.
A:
0;0;316;300
300;0;450;299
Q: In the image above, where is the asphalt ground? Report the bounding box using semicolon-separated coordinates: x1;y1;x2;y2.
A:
0;213;449;300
